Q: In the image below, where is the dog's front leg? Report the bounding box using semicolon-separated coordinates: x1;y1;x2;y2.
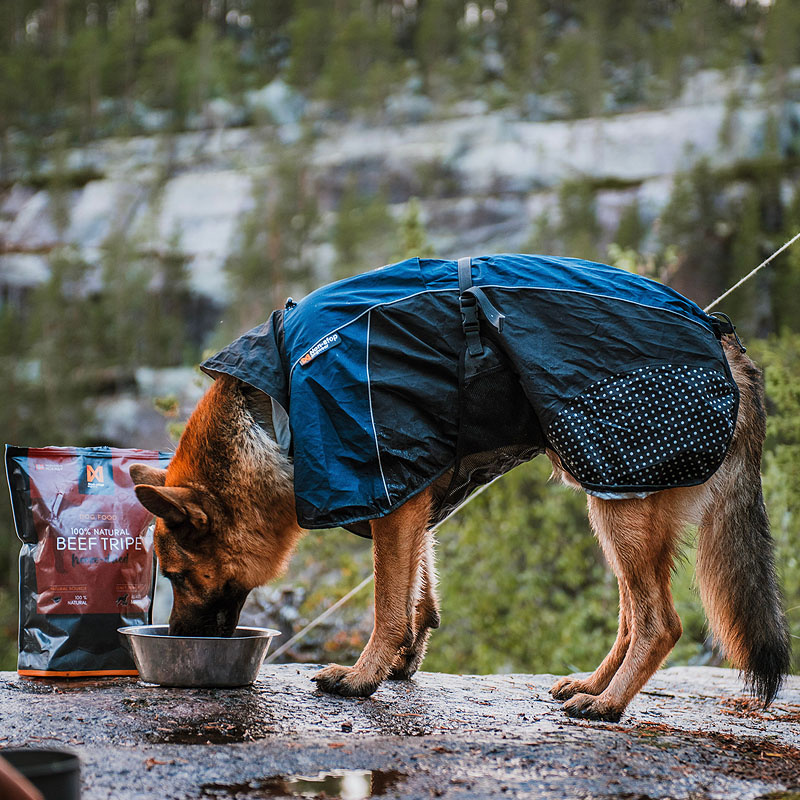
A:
389;528;440;680
313;489;431;697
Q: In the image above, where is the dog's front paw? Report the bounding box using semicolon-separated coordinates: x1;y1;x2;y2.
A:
562;692;623;722
311;664;381;698
550;676;597;700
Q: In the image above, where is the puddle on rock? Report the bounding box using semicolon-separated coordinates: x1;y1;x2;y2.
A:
148;720;270;744
200;769;405;799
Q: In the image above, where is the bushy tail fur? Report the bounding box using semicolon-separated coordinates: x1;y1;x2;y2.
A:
695;340;790;706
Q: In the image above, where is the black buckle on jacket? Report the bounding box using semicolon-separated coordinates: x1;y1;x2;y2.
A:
459;291;483;356
457;256;506;357
710;312;746;353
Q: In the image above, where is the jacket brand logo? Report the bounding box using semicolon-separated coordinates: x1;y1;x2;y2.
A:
300;333;341;366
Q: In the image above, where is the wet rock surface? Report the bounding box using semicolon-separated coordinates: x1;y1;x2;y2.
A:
1;665;799;799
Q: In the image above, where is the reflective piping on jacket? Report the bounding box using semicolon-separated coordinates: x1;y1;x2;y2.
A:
287;283;716;389
366;309;392;506
288;287;454;382
584;488;658;500
473;284;717;336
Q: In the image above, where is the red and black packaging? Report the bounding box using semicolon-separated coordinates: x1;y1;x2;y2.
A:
6;445;171;677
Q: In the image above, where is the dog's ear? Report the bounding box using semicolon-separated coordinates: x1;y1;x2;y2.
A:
130;464;167;487
134;485;208;532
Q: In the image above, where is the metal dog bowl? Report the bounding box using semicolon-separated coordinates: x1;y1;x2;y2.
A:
118;625;280;687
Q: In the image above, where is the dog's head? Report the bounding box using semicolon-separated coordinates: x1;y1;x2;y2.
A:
130;463;252;637
131;377;300;637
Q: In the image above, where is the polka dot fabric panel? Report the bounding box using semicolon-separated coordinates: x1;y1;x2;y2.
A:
547;365;738;492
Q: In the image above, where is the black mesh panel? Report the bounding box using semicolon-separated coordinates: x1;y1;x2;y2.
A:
432;341;545;525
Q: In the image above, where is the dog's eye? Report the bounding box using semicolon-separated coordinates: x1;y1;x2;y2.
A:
163;571;187;587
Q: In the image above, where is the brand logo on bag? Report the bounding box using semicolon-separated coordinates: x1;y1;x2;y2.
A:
87;465;103;483
300;333;341;366
78;456;114;495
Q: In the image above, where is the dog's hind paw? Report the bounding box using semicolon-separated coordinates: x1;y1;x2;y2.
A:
311;664;381;698
562;692;623;722
550;676;598;700
387;664;417;681
388;655;419;681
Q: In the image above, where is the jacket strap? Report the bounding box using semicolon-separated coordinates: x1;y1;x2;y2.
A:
457;257;507;357
709;311;746;353
458;257;483;356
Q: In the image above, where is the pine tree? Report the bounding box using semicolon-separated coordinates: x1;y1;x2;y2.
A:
333;178;396;278
556;179;601;260
399;197;435;259
226;141;318;334
613;198;645;252
318;11;398;108
762;0;800;100
414;0;462;92
658;159;725;304
286;0;331;91
548;8;606;118
500;0;544;93
64;24;103;141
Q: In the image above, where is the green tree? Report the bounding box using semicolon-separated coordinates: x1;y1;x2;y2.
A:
751;332;800;673
332;179;396;278
318;11;398;108
547;10;606;118
102;0;142;108
658;159;725;303
226;141;318;334
612;198;646;253
99;226;194;369
415;0;463;92
64;24;103;141
426;459;621;675
555;179;601;261
763;0;800;101
500;0;544;92
24;249;101;444
772;193;800;332
399;197;435;259
286;0;332;91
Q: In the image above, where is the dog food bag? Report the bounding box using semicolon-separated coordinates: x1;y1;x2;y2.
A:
6;445;171;677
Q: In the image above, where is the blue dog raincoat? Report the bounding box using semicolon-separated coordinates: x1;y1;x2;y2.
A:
202;254;738;536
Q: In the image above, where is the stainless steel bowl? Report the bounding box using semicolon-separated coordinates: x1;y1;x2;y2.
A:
118;625;280;687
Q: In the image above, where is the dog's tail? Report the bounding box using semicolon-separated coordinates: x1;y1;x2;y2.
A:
695;339;790;706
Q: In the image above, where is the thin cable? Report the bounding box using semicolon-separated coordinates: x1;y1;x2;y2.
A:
704;230;800;312
264;479;496;663
265;574;375;663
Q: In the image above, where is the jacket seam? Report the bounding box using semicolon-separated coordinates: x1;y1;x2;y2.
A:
288;287;454;382
366;310;392;506
287;284;714;384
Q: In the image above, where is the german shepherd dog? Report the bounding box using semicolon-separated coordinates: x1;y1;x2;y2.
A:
130;336;790;722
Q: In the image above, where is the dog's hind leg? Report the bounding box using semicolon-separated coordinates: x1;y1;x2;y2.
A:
313;488;432;697
551;575;632;699
561;493;684;721
389;529;440;680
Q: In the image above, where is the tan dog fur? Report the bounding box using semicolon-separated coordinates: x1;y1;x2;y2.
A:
132;338;789;721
